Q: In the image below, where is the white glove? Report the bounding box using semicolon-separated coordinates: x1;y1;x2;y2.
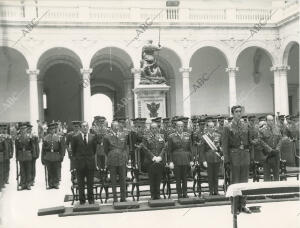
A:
169;162;174;169
156;156;162;162
221;156;224;161
190;161;194;167
152;156;158;162
203;161;208;168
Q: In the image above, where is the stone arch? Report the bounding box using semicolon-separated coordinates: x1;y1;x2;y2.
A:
188;40;231;67
281;36;299;65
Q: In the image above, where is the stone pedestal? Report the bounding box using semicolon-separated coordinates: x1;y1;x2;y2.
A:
133;84;170;118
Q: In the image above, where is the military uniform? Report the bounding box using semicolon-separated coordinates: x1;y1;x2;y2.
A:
103;129;129;202
142;131;166;199
41;124;65;189
259;124;282;181
168;131;193;198
222;118;253;184
0;130;9;191
15;125;35;190
286;117;299;166
1;125;13;185
27;125;40;186
200;131;222;195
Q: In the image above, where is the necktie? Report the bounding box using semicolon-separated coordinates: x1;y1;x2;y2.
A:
84;134;87;145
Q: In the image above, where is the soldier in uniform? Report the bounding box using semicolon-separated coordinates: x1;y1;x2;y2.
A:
259;115;282;181
1;124;13;185
41;123;65;189
168;121;193;198
103;121;129;202
15;123;34;190
248;116;265;164
0;125;9;191
27;124;40;186
162;118;173;141
286;115;300;166
91;116;109;171
200;120;223;195
222;105;253;213
142;122;166;200
71;121;97;204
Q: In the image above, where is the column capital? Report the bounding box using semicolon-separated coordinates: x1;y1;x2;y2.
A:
270;65;290;72
26;69;40;81
80;68;93;75
225;67;239;73
179;67;192;73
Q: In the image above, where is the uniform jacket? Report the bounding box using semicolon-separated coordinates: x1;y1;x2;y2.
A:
103;130;128;167
0;137;9;162
142;132;166;165
15;134;34;162
200;131;222;163
248;123;265;162
71;132;97;170
222;119;253;165
29;134;40;159
168;131;192;166
42;133;64;162
259;125;282;160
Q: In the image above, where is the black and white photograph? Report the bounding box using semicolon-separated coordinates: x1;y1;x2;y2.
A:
0;0;299;227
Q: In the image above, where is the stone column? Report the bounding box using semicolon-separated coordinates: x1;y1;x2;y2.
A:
270;65;290;115
80;68;93;125
179;67;192;118
123;79;134;119
226;67;239;113
131;68;141;118
26;69;40;133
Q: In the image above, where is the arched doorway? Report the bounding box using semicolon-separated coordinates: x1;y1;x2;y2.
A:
90;93;113;125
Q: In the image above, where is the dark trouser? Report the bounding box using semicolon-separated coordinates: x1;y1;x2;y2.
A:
97;154;106;170
4;159;10;183
148;162;163;199
76;167;95;204
109;165;127;202
231;164;249;184
20;161;32;187
174;165;189;198
207;162;220;194
46;161;60;187
31;158;37;183
263;157;280;181
0;162;4;190
58;163;62;181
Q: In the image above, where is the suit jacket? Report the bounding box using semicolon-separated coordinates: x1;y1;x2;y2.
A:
168;132;192;166
222;119;253;165
103;131;128;167
71;132;97;170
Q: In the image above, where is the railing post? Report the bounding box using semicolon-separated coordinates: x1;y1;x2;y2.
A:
24;1;37;19
130;7;141;22
226;8;236;22
179;8;189;22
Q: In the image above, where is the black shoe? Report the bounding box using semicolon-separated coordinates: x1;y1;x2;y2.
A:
26;186;31;190
120;199;127;202
79;201;85;205
182;195;189;198
241;207;252;214
88;200;95;204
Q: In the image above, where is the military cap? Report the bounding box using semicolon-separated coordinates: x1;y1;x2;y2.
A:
278;115;285;120
48;122;58;129
0;124;8;130
242;115;248;119
72;121;82;126
171;116;179;122
258;116;266;121
191;116;198;123
162;117;170;122
152;117;162;123
19;122;28;129
27;124;33;128
227;117;233;121
139;118;147;124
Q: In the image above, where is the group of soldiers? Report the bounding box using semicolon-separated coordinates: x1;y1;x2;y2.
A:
0;106;299;210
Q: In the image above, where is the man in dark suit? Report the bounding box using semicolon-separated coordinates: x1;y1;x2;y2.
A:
71;121;97;204
168;121;193;198
103;121;128;203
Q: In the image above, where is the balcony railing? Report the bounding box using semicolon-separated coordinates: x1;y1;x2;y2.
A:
0;1;298;24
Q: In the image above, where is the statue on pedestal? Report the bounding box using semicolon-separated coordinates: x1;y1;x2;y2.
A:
140;40;166;85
